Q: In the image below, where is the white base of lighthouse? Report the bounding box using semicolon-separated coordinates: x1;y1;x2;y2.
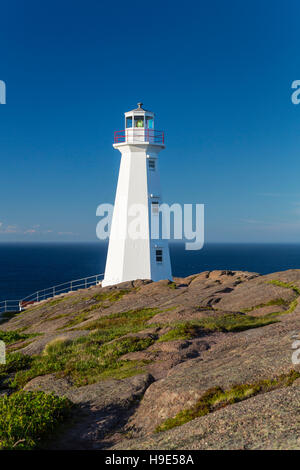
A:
102;142;172;287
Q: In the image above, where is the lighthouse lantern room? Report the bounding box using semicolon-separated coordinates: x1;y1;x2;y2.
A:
102;103;172;287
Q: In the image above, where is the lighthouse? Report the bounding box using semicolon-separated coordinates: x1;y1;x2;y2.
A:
102;103;173;287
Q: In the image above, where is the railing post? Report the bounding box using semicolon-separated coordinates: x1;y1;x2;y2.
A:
4;301;6;312
19;301;21;312
85;278;87;289
37;292;39;303
70;281;73;291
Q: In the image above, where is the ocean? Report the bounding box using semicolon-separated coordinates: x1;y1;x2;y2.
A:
1;242;300;302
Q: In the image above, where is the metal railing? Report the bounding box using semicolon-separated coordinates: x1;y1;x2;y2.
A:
0;273;104;315
114;129;164;144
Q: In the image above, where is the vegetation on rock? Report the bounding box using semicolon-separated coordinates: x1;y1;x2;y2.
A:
157;313;277;342
155;369;300;433
266;279;300;295
0;330;37;345
12;332;156;388
0;391;72;449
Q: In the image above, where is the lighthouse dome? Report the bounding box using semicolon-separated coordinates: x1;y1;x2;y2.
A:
114;103;164;145
124;102;155;130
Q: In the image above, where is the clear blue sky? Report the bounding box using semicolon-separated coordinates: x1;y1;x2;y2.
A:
1;0;300;242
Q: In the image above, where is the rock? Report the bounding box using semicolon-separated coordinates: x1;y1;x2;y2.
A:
113;386;300;450
2;269;300;449
126;311;300;434
25;373;154;449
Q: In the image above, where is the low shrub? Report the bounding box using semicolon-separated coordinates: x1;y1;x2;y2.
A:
0;391;73;449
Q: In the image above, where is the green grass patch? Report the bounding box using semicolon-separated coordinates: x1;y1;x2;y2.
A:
60;312;92;329
157;313;277;342
168;282;177;290
79;307;160;334
286;298;298;313
155;369;300;433
266;279;300;295
9;340;34;352
7;308;159;388
12;330;156;388
46;313;69;322
240;298;289;313
91;289;131;303
47;298;67;307
0;353;32;375
0;391;73;449
0;330;37;346
0;353;33;389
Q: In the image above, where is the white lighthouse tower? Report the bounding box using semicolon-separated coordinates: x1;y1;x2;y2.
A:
102;103;172;287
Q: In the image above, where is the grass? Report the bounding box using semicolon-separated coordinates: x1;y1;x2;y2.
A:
0;330;37;346
155;369;300;433
265;298;299;318
0;353;32;374
266;279;300;295
9;340;34;352
60;290;132;329
240;298;289;313
78;307;160;334
0;353;33;389
47;298;67;307
157;313;277;342
46;313;69;322
286;298;298;313
24;297;68;313
0;308;159;389
61;312;92;328
11;321;157;389
0;391;73;449
168;282;177;290
91;289;131;303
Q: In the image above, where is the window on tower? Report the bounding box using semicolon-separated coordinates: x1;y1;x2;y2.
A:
148;159;156;170
156;249;163;263
126;117;132;128
151;201;159;214
134;116;144;128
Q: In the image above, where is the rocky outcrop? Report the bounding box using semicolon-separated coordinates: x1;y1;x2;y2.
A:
1;269;300;449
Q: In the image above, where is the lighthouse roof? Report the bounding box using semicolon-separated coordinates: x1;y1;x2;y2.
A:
125;102;154;116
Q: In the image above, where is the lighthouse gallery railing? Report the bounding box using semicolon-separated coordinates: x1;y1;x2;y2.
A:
114;129;164;144
0;273;104;315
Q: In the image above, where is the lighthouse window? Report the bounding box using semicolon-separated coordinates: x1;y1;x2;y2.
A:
134;116;144;128
156;249;163;263
146;117;154;129
151;201;159;214
148;159;156;170
126;117;132;128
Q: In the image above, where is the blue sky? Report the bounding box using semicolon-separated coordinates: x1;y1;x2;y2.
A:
1;0;300;242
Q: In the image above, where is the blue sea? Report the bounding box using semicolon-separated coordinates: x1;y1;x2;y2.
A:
1;242;300;302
